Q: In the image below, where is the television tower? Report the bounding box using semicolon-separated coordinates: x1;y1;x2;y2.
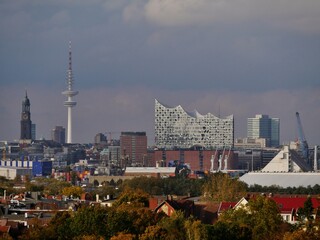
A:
62;41;78;143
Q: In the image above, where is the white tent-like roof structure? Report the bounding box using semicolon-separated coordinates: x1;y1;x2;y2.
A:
240;172;320;188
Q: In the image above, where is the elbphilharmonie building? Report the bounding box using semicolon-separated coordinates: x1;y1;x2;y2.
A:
155;99;234;149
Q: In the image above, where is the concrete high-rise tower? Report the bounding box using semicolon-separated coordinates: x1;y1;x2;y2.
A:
62;41;78;143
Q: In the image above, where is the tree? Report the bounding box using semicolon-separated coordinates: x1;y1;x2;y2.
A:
297;197;314;223
48;211;73;240
205;221;251;240
68;205;109;238
14;174;22;184
71;171;79;185
92;185;116;199
110;232;135;240
33;178;72;195
113;187;150;208
202;172;247;202
218;195;285;240
93;179;99;187
157;211;187;240
61;186;83;199
140;225;168;240
184;218;207;240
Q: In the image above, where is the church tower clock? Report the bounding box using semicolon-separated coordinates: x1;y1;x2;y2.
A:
20;91;32;140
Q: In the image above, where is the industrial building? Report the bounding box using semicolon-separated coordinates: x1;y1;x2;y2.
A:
240;172;320;188
32;160;53;177
0;159;33;180
155;99;234;149
240;145;320;187
153;149;238;172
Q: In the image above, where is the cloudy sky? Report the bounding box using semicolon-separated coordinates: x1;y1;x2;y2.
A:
0;0;320;146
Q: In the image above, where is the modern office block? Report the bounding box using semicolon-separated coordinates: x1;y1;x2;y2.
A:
120;132;147;167
52;126;66;144
247;114;280;147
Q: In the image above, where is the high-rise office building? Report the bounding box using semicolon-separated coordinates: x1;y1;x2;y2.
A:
155;99;234;149
20;91;32;140
52;126;66;144
94;133;107;145
247;114;280;147
120;132;147;167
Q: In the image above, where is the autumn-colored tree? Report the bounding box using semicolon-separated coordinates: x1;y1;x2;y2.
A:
13;174;22;184
202;172;247;202
48;211;73;240
184;218;207;240
113;187;150;208
122;176;204;196
0;233;13;240
157;211;187;240
73;236;104;240
19;218;56;240
92;185;117;199
283;229;320;240
218;195;285;240
32;177;72;195
110;232;135;240
140;225;168;240
105;206;161;238
62;186;84;198
25;182;44;192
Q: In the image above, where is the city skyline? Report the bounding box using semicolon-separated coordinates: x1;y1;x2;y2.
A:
0;1;319;145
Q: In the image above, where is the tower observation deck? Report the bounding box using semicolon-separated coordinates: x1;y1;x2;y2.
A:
62;41;78;143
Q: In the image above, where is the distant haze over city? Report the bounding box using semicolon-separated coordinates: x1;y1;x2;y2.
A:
0;1;319;145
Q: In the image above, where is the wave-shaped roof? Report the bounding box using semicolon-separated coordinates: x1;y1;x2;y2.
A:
155;99;233;119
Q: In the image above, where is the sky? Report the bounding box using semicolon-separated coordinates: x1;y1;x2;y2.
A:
0;0;320;146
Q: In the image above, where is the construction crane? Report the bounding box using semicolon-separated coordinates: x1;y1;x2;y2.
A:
295;112;309;160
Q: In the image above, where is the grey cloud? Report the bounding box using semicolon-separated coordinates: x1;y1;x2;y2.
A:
0;1;319;146
143;0;320;34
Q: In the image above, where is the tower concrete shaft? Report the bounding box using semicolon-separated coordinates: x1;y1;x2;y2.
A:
62;41;78;143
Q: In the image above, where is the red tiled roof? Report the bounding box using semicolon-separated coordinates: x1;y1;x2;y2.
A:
271;197;320;212
218;202;236;213
0;226;10;233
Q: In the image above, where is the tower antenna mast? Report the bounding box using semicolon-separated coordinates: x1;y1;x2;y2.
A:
62;41;79;143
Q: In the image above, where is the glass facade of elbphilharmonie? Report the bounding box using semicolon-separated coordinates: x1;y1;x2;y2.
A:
155;99;234;149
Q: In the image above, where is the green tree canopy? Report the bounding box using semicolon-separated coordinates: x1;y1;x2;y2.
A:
297;197;314;223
